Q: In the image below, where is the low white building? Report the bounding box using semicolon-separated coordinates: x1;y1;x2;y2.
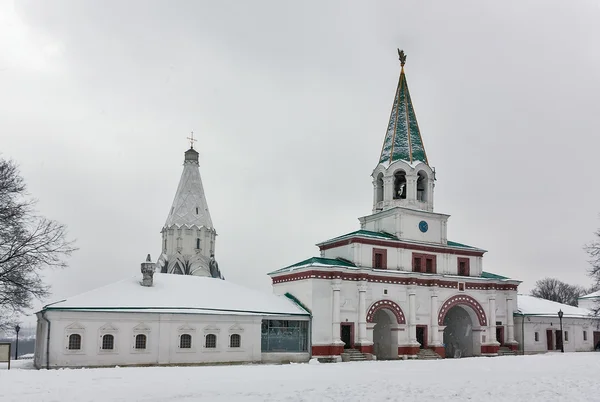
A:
34;265;310;369
514;295;600;354
578;290;600;311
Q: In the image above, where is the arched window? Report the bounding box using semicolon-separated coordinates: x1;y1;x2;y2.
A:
180;334;192;348
393;170;407;199
230;334;241;348
417;171;428;202
68;334;81;350
135;334;147;350
205;334;217;348
102;334;114;350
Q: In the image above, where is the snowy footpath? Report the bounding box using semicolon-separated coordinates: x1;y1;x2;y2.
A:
1;353;598;402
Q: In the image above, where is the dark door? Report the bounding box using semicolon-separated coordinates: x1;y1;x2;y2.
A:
340;324;353;349
594;332;600;350
546;329;553;350
416;326;427;348
555;330;563;351
496;327;504;346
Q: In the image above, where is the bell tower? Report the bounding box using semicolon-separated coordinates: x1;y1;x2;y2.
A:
372;50;435;214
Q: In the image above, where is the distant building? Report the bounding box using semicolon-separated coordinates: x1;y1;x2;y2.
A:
578;290;600;311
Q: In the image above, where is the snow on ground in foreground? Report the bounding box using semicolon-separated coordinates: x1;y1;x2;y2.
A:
2;353;599;402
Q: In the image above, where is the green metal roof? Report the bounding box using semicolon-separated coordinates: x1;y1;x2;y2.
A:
268;257;356;275
446;240;477;249
480;271;510;280
379;52;428;166
319;230;398;245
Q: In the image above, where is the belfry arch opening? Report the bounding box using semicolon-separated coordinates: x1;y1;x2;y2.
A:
417;171;428;202
375;173;384;203
393;170;407;200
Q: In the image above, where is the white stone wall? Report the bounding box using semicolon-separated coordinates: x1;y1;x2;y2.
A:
34;310;309;368
514;315;600;354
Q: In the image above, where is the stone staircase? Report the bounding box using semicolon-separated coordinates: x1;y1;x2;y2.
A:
417;348;442;360
341;348;369;362
498;346;517;356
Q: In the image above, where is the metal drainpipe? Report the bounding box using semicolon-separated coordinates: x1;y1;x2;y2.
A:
41;310;51;369
521;314;525;355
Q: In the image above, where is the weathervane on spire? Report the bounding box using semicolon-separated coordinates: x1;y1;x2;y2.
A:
398;49;406;67
187;131;197;149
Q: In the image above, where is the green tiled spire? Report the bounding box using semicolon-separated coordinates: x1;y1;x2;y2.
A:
379;50;428;165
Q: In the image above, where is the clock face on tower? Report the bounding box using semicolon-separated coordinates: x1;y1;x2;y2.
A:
419;220;428;233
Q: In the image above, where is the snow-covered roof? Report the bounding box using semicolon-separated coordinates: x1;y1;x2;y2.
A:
579;290;600;300
163;148;213;230
42;273;309;317
517;295;593;318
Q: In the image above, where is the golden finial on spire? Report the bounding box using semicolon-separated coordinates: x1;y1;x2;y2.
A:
398;49;406;68
187;131;197;149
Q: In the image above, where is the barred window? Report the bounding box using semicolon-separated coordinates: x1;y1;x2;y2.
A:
68;334;81;350
102;334;114;350
205;334;217;348
135;334;147;349
180;334;192;349
230;334;241;348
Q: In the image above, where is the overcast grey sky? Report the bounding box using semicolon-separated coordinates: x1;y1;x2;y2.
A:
2;0;600;321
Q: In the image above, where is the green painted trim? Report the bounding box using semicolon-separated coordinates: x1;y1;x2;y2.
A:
44;305;310;316
319;230;398;245
268;256;357;275
284;292;312;315
480;271;510;280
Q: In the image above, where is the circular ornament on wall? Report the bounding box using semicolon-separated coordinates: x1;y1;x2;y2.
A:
419;220;428;233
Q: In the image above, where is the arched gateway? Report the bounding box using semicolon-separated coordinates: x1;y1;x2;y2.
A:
438;295;487;358
367;300;406;360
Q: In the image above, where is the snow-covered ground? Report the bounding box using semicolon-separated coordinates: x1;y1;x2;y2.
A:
2;353;599;401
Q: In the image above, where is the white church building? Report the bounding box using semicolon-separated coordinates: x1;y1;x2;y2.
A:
269;50;522;360
33;145;311;369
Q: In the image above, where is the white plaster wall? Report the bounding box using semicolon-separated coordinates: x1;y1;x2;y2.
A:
578;297;598;311
514;316;600;354
36;310;309;368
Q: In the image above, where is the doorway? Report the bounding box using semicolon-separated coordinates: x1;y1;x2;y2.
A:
546;329;553;351
594;331;600;350
555;330;563;351
416;325;427;349
496;327;504;346
340;323;354;349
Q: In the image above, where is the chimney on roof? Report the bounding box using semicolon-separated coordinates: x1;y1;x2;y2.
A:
141;254;155;287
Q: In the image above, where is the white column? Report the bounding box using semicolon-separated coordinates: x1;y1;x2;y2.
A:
408;289;417;344
358;281;369;344
383;176;394;202
489;296;497;343
332;280;342;344
430;291;440;346
506;297;515;343
372;181;378;212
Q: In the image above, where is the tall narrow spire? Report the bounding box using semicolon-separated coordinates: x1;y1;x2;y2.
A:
379;49;428;166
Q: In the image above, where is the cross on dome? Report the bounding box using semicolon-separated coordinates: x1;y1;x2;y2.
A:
187;131;197;149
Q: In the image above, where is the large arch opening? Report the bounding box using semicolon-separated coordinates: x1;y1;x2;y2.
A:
417;171;428;202
372;309;398;360
393;170;407;200
443;306;475;358
375;173;384;203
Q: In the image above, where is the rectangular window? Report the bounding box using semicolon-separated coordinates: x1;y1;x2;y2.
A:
196;238;201;250
413;253;436;273
534;332;539;342
457;257;470;276
261;320;309;352
372;248;387;269
584;331;588;341
565;331;569;342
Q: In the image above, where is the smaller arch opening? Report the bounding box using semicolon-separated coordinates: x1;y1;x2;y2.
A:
375;173;384;203
205;334;217;348
393;170;407;200
180;334;192;348
417;171;428;202
230;334;241;348
135;334;147;349
68;334;81;350
101;334;114;350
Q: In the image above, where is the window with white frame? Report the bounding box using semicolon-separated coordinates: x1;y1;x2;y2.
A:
584;331;588;341
180;334;192;349
565;331;569;342
102;334;114;350
230;334;241;348
135;334;147;350
205;334;217;348
68;334;82;350
534;332;539;342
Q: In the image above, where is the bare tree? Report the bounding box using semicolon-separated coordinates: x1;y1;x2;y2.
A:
530;277;588;307
585;227;600;315
0;159;77;331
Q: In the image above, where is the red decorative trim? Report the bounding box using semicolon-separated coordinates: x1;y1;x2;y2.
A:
430;346;445;358
413;253;436;274
506;343;518;351
457;257;470;276
312;345;344;356
271;269;518;291
373;248;388;269
319;237;485;257
481;344;499;354
366;300;406;324
356;344;373;354
438;294;487;326
398;346;420;355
